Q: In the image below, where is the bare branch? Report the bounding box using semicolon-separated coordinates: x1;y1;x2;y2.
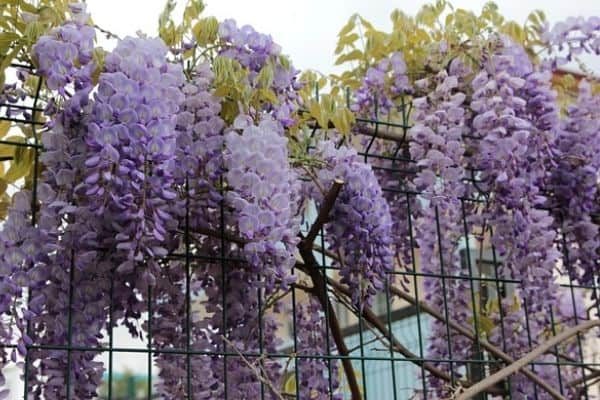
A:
221;335;286;400
387;285;566;400
456;320;600;400
567;369;600;389
315;246;571;399
195;224;247;246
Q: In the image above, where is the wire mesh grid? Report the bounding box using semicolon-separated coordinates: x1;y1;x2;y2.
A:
0;65;599;400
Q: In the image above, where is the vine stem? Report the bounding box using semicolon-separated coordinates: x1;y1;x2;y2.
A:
457;319;600;400
298;180;363;400
325;277;508;396
304;179;343;244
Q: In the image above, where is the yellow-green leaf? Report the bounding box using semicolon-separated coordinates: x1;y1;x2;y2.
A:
256;63;274;88
338;33;359;49
192;16;218;46
3;150;32;182
0;41;23;88
0;31;19;51
334;49;363;65
338;15;356;37
308;100;328;130
183;0;205;26
0;121;10;138
0;144;14;158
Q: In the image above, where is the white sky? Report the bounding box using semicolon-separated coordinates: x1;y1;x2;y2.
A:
87;0;600;74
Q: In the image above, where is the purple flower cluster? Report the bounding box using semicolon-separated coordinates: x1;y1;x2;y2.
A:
33;3;95;92
467;39;581;396
350;52;415;275
224;117;300;290
83;36;185;284
548;81;600;286
471;42;561;312
0;192;36;393
149;263;222;399
296;298;342;399
218;19;303;127
542;16;600;68
174;62;225;227
409;60;474;393
310;140;394;307
1;74;112;398
190;262;284;400
352;52;411;117
218;19;281;72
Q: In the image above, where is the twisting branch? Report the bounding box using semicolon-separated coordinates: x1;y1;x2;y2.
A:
298;179;362;400
305;179;344;244
311;243;587;397
298;248;362;399
93;24;121;40
456;320;600;400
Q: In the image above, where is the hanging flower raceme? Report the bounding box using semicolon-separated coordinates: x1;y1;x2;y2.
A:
309;140;394;308
471;40;561;314
467;39;577;397
350;51;415;277
223;116;300;290
409;59;473;393
32;3;96;92
174;62;225;227
82;36;185;285
3;11;113;396
27;105;111;399
0;192;37;395
548;81;600;287
541;16;600;69
217;19;303;127
296;298;342;400
352;52;412;117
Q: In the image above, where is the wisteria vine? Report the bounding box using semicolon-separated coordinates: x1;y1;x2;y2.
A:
0;3;599;400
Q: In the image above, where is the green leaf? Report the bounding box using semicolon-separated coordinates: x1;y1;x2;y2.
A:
359;16;374;31
0;144;14;158
308;100;328;130
256;63;274;88
330;107;354;135
258;88;278;104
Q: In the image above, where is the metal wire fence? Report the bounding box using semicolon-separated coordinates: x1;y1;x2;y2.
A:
0;65;599;400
